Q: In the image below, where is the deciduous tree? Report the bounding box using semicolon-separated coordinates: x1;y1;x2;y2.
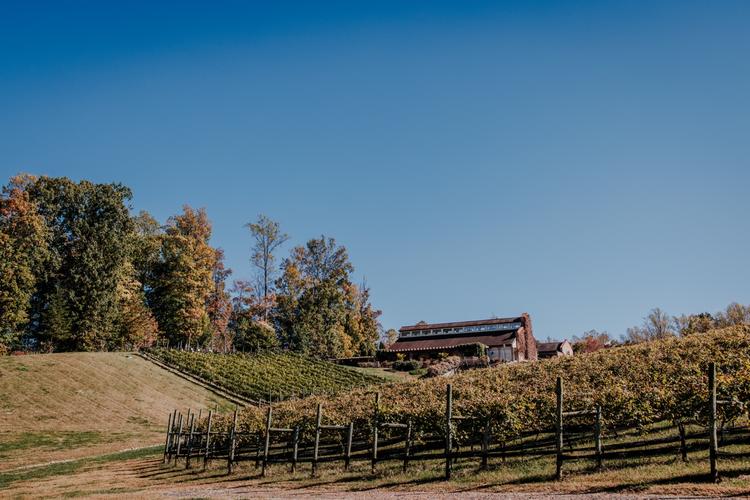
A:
0;175;49;353
382;328;399;349
715;302;750;328
27;177;134;351
623;307;676;344
673;312;715;336
245;214;289;319
150;206;215;348
274;236;379;358
571;329;614;353
229;280;279;352
207;248;233;352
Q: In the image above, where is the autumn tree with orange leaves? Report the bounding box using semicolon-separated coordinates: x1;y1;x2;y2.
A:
150;206;217;348
0;175;49;353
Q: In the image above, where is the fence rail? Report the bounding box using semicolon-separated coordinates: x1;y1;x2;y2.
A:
163;363;748;482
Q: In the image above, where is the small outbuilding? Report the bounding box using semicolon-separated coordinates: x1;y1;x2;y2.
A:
536;339;574;359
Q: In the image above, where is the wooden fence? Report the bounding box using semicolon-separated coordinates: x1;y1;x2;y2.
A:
162;362;748;482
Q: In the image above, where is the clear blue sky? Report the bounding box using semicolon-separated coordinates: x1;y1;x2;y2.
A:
2;1;749;340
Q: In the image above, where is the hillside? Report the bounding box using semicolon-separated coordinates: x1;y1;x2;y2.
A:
147;349;389;403
214;325;750;437
0;352;232;471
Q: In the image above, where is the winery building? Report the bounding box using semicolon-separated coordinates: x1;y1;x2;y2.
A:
388;313;537;362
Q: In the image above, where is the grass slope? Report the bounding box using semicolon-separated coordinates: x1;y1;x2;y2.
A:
0;352;232;471
148;349;388;402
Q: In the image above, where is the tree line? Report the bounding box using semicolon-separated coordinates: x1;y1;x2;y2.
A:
0;174;380;357
570;302;750;353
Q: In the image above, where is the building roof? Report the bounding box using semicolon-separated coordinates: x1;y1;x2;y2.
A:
388;331;516;352
399;316;524;332
536;341;563;353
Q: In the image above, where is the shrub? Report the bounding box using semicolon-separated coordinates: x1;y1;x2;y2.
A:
393;359;421;371
426;355;462;377
460;356;489;370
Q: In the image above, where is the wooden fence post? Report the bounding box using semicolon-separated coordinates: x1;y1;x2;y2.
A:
445;383;453;480
163;412;173;464
677;421;688;463
371;392;380;473
167;409;177;463
312;403;322;477
291;426;299;473
262;405;272;477
481;419;490;470
227;409;238;474
203;410;213;470
555;376;563;481
595;404;603;471
403;419;412;473
174;413;185;467
345;422;354;471
708;362;719;482
168;412;180;464
185;413;196;469
255;432;261;468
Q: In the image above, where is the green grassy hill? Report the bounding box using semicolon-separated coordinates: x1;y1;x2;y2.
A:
147;349;389;402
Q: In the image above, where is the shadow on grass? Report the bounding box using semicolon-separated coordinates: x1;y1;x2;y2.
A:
134;453;750;497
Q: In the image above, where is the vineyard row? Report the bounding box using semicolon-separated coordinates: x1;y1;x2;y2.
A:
162;362;748;482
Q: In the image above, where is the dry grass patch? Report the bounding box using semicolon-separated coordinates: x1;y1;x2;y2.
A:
0;352;232;470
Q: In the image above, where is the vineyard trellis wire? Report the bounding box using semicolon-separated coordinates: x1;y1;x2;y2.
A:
163;362;749;482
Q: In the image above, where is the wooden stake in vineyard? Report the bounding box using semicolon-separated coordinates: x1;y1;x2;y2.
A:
555;377;563;481
262;405;273;477
203;410;213;470
312;403;322;477
371;392;380;473
708;362;719;483
595;405;603;471
185;413;196;469
174;412;184;467
291;426;299;473
345;422;354;471
227;409;238;474
480;419;491;470
162;412;173;464
404;419;412;473
445;383;453;480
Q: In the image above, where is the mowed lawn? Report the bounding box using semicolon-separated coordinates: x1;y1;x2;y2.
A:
0;352;232;471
